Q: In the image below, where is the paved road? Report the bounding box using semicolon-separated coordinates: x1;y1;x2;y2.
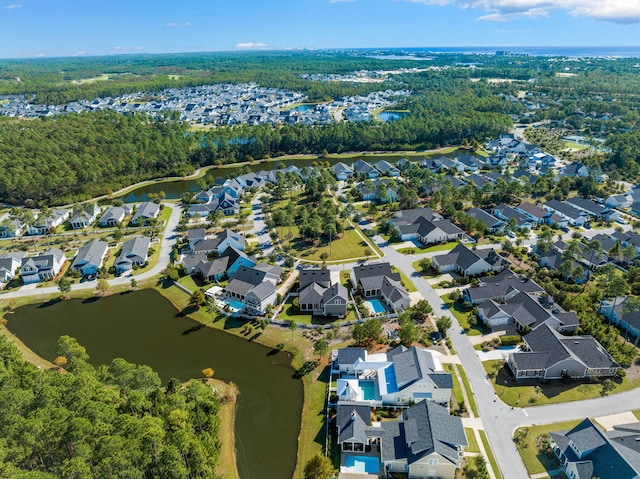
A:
373;234;640;479
249;194;275;257
0;203;183;299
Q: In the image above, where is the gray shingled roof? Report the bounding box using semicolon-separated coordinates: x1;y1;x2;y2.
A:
299;268;331;290
337;405;371;444
72;240;108;269
336;348;367;366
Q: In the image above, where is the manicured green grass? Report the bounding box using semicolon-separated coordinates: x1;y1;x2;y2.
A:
443;364;464;405
391;266;417;293
514;421;581;475
410;260;438;278
479;429;503;479
456;364;479;417
441;296;483;336
158;205;172;224
278;226;377;262
634;410;640;421
483;360;636;406
177;274;199;292
398;241;458;255
465;428;481;454
277;297;313;324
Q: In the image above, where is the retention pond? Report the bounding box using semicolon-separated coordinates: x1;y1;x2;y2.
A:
5;289;303;479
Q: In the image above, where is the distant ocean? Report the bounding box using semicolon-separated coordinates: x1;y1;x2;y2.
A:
363;46;640;58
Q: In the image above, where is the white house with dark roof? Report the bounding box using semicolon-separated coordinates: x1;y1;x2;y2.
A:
0;252;26;283
332;346;452;407
463;269;544;305
69;204;101;230
0;218;25;238
71;239;108;277
352;159;379;179
27;209;71;235
20;248;66;284
560;161;589;178
389;208;464;245
222;264;281;314
516;201;550;224
508;324;619;381
431;244;508;277
543;200;589;226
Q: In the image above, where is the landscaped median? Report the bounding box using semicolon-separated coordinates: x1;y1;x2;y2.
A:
440;295;484;336
398;240;458;255
482;359;638;407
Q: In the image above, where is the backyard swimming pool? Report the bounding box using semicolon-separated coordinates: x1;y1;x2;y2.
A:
344;455;380;474
360;381;376;400
224;299;244;311
366;298;386;314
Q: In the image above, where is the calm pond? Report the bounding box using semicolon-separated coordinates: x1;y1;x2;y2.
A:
119;156;345;202
6;289;303;479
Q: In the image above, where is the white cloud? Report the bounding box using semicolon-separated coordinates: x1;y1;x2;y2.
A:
399;0;640;23
235;42;269;50
114;46;145;51
5;3;21;9
330;0;355;3
72;51;87;56
167;21;191;27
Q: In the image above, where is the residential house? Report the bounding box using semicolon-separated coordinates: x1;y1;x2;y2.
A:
115;236;150;275
332;346;452;406
130;202;160;226
508;324;619;381
432;244;508;277
210;229;245;254
550;419;640;479
566;196;620;222
462;269;544;305
352;159;379;179
465;208;505;233
484;153;509;168
543;200;589;227
396;158;411;170
71;239;108;277
352;262;410;311
444;175;467;188
69;204;101;230
374;160;400;177
0;252;26;283
466;173;490;189
332;162;353;180
358;179;399;203
512;168;539;185
606;193;634;208
298;268;348;317
187;228;207;252
336;400;466;479
20;248;66;284
560;161;590;178
477;291;579;333
0;218;25;238
389;208;464;245
27;209;71;235
493;204;532;230
222;264;281;314
516;202;550;225
98;206;126;227
456;154;481;172
599;297;640;338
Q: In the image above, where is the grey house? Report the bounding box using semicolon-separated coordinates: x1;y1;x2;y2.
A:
115;236;150;275
298;268;348;317
131;202;160;226
550;419;640;479
99;206;126;227
71;239;108;277
352;262;410;311
508;324;619;381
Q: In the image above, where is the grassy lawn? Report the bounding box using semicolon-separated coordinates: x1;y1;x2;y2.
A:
410;260;438;278
278;226;377;262
444;363;464;404
465;428;481;454
209;379;240;479
634;410;640;421
130;242;161;276
158;205;173;224
339;270;351;287
479;429;503;479
398;241;458;255
441;296;484;336
483;360;637;407
514;421;580;475
177;274;200;292
391;266;417;292
456;364;479;417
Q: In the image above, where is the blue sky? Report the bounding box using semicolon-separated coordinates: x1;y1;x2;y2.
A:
1;0;640;58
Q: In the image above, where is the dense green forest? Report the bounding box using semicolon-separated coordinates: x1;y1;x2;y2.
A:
4;50;640;204
0;111;195;205
0;335;220;479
